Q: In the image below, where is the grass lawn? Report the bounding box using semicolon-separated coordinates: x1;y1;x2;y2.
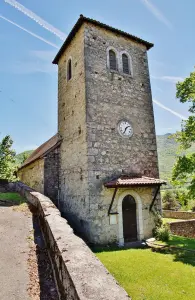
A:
156;235;195;251
95;239;195;300
0;192;25;205
163;218;184;224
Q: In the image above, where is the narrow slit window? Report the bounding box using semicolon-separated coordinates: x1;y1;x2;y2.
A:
122;54;130;75
67;59;72;81
109;50;117;71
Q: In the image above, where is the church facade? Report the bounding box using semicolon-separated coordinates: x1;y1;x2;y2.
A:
19;15;165;245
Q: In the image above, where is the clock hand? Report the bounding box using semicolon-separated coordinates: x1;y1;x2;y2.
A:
124;126;130;133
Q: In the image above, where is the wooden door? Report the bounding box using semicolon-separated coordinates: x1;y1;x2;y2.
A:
122;195;137;242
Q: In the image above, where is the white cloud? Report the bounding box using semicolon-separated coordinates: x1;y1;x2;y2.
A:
153;86;163;93
141;0;172;29
151;75;184;84
153;99;188;120
0;49;58;74
26;50;57;73
31;50;57;61
7;60;57;74
0;15;59;49
4;0;66;40
160;76;184;84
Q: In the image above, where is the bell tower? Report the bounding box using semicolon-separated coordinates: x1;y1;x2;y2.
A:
53;15;163;245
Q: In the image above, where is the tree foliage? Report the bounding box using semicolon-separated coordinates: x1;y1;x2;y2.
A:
0;135;17;181
162;190;179;210
15;150;33;166
172;69;195;197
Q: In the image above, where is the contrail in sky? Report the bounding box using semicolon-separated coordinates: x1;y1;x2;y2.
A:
0;15;59;49
140;0;172;29
4;0;66;40
153;99;187;120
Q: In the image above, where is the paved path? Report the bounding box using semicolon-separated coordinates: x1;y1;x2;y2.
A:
0;205;31;300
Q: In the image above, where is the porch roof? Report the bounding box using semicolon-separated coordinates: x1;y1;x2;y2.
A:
104;176;166;188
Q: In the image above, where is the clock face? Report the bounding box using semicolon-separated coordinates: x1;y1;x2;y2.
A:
118;120;133;138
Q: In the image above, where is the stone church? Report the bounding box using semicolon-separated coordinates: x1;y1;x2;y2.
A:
18;15;166;245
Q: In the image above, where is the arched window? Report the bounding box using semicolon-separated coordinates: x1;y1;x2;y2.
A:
67;59;72;81
122;53;130;75
109;50;117;71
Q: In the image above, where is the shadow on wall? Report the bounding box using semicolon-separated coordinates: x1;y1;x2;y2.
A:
60;210;92;244
29;205;59;300
44;149;60;208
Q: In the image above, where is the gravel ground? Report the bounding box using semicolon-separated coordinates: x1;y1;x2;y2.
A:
0;201;58;300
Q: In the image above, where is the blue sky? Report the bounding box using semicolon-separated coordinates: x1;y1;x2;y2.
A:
0;0;194;153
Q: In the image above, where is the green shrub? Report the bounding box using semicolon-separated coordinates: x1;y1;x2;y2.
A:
187;199;195;212
152;211;170;242
154;211;163;228
154;224;170;242
162;190;179;210
174;189;188;208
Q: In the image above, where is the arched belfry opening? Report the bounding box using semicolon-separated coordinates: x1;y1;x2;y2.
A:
122;195;137;242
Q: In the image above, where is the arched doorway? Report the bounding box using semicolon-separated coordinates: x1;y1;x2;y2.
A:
122;195;137;242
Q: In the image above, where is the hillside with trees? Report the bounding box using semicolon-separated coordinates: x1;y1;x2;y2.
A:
15;134;194;180
156;134;195;181
5;133;194;184
15;150;33;167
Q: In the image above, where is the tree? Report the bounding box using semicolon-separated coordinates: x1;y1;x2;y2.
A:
172;69;195;197
162;190;179;210
15;151;31;166
21;152;29;163
0;135;17;181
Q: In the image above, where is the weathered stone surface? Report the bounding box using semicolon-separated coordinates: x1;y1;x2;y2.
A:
85;24;159;179
44;147;60;206
18;159;44;193
57;22;161;244
16;182;130;300
169;220;195;239
163;210;195;220
18;147;60;206
57;24;91;239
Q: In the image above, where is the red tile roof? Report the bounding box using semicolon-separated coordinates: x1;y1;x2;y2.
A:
104;176;166;188
19;134;61;169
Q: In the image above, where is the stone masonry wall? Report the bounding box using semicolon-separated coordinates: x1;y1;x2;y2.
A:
57;21;160;244
18;159;44;193
98;186;157;244
85;23;159;180
169;220;195;238
83;23;160;243
15;182;130;300
44;147;60;207
18;149;60;206
57;24;91;238
163;210;195;220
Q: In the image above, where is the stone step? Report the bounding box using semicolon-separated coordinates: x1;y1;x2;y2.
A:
123;240;147;249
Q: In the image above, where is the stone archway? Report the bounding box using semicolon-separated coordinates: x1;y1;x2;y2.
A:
117;190;144;246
